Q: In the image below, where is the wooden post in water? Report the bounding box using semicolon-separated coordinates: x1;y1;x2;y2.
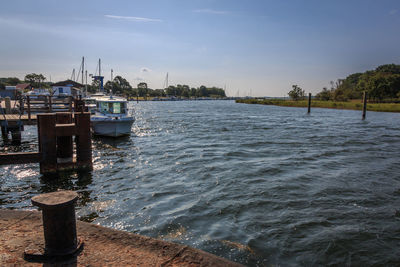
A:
307;93;311;114
56;113;73;165
362;91;367;120
37;113;57;174
137;94;139;103
74;112;92;170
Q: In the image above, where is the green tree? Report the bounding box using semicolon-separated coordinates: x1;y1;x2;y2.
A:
288;85;305;100
24;73;46;88
137;82;148;97
315;87;332;101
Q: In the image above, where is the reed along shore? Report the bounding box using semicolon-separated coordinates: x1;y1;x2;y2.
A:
236;98;400;113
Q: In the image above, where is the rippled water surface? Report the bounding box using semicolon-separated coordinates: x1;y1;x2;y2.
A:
2;101;400;266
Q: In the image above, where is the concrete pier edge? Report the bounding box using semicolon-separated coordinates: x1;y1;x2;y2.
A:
0;209;244;266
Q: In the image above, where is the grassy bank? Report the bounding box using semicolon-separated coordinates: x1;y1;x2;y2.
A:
236;98;400;113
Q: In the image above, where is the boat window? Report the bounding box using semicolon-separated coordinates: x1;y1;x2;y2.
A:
98;101;125;114
100;102;109;113
113;102;121;114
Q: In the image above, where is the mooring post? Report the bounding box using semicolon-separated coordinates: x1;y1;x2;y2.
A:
75;112;92;170
137;94;139;103
24;190;83;261
5;97;11;114
56;112;73;164
307;93;311;114
38;113;57;174
362;91;367;120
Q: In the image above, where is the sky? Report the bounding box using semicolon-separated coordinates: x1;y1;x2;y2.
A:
0;0;400;97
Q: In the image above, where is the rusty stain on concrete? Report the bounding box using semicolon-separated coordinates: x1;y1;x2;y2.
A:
0;209;244;266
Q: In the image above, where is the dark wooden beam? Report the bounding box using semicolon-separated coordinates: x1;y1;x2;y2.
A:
0;152;42;165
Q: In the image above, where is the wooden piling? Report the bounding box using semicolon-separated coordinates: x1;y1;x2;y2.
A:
11;130;21;145
74;112;92;170
5;97;11;114
362;91;367;120
69;96;73;112
307;93;311;114
19;97;24;114
56;113;73;164
27;96;31;123
48;96;53;112
1;125;8;140
37;113;57;173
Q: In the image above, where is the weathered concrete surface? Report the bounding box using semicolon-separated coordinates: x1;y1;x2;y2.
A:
0;209;244;266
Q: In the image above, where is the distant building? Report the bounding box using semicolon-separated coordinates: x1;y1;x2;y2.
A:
16;83;31;91
0;85;26;99
51;80;83;97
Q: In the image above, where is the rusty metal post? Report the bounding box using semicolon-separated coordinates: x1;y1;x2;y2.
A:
362;91;367;120
37;113;57;174
24;190;83;261
74;112;92;170
56;112;73;164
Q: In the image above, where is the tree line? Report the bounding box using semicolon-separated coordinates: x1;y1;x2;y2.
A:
95;76;226;98
0;74;52;90
1;73;226;98
315;64;400;102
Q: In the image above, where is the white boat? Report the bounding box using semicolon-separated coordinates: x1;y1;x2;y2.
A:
90;95;134;137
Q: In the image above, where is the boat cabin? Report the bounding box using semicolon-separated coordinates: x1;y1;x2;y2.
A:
97;100;127;115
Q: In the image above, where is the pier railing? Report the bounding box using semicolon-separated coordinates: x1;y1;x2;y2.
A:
0;112;92;174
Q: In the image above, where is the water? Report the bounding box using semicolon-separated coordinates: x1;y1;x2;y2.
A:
2;100;400;266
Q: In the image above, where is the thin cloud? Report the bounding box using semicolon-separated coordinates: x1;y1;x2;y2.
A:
141;67;151;73
193;9;228;15
105;15;162;22
389;9;398;15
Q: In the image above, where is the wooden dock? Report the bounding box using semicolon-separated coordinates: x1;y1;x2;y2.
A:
0;114;37;125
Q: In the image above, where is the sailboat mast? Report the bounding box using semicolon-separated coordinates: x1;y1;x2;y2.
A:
71;69;75;81
81;57;84;85
85;70;88;96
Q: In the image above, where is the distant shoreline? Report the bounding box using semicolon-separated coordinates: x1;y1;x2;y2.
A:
236;99;400;113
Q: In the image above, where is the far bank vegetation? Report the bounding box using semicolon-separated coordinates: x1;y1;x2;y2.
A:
237;64;400;112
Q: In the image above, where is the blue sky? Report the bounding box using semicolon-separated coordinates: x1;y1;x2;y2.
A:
0;0;399;96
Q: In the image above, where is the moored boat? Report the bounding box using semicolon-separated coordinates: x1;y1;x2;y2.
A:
91;95;134;137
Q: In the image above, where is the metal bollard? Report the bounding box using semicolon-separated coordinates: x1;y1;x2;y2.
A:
24;190;83;262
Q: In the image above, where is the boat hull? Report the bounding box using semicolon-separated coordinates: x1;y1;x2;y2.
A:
91;118;134;137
